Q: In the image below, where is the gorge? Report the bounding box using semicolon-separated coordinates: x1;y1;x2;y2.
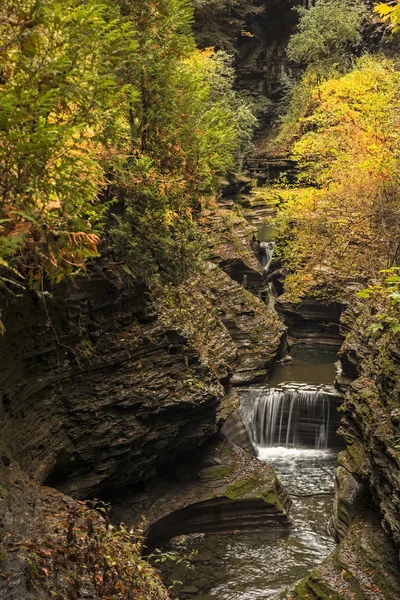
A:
1;0;400;599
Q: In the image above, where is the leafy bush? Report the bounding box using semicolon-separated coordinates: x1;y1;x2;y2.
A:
110;41;257;284
0;0;257;290
287;0;368;75
0;0;135;287
273;56;400;301
25;500;169;599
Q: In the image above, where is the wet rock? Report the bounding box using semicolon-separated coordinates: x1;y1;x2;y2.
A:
219;173;252;197
221;410;256;454
276;296;344;347
168;563;188;584
329;453;364;542
181;586;199;594
284;516;400;600
277;354;292;365
204;204;268;294
111;439;291;551
235;187;280;228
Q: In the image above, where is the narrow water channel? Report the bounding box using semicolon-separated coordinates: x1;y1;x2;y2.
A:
160;347;341;600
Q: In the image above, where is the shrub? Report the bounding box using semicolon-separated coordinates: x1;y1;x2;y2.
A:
287;0;368;76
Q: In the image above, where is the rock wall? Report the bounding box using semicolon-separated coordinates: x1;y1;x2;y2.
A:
193;0;300;119
275;296;344;348
283;302;400;599
0;206;284;500
110;438;291;549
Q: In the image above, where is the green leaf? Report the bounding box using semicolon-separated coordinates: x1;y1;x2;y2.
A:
390;322;400;334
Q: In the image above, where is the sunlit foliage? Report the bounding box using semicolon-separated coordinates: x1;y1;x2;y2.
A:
374;1;400;34
0;0;256;289
273;57;400;301
110;3;257;284
0;0;134;287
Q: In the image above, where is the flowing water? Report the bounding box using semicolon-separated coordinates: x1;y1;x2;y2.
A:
259;241;275;272
160;348;341;599
240;384;341;450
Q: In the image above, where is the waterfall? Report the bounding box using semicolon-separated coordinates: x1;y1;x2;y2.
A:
259;241;275;272
240;385;339;451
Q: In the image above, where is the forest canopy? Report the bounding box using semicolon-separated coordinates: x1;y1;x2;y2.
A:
0;0;256;290
286;0;368;75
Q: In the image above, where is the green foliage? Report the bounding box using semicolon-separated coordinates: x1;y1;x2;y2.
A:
0;0;136;286
0;0;257;290
357;269;400;337
110;41;257;284
275;71;320;148
207;52;258;169
192;0;246;53
287;0;368;75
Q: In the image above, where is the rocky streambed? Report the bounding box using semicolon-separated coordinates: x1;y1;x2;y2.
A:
142;346;343;600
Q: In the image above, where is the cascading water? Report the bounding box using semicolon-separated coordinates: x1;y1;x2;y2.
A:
159;350;343;599
259;241;275;272
240;384;340;452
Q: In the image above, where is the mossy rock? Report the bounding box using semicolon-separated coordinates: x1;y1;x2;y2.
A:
197;465;234;481
292;570;343;600
224;472;282;510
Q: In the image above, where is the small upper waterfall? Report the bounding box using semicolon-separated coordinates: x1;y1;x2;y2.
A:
240;384;341;451
259;241;275;272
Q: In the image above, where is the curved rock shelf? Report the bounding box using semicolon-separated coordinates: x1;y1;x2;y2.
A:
145;495;290;551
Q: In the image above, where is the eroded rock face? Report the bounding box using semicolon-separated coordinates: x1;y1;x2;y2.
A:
204;202;268;294
337;305;400;553
110;438;291;551
0;275;224;498
155;263;285;387
193;0;300;112
0;206;284;499
275;296;344;347
329;451;369;543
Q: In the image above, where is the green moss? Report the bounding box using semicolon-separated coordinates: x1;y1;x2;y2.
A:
224;472;282;509
345;441;368;477
225;473;262;499
292;568;343;600
261;486;283;512
197;465;234;481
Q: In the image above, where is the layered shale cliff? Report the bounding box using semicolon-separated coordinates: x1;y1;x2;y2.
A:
0;206;284;500
279;301;400;600
193;0;300;119
0;202;287;597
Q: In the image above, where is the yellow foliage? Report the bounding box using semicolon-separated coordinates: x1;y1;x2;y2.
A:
275;57;400;301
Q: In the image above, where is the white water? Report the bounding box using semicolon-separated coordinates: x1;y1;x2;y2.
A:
161;353;342;599
259;241;275;272
257;447;334;461
240;384;340;451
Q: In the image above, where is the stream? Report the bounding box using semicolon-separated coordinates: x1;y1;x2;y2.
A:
160;347;342;600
